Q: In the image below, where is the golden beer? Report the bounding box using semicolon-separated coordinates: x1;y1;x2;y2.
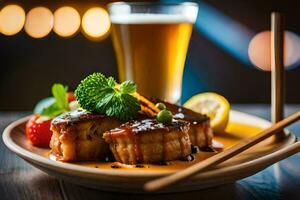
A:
109;3;198;103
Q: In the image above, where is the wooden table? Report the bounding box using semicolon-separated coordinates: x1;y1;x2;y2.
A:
1;105;300;200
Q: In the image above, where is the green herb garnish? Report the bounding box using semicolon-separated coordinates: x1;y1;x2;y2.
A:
75;73;140;121
41;84;70;117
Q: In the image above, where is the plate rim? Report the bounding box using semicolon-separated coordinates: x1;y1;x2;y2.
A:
2;110;297;178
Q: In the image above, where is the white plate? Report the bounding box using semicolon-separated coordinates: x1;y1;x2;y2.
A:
2;110;296;193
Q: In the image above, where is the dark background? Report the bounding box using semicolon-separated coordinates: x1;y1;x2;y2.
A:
0;0;300;111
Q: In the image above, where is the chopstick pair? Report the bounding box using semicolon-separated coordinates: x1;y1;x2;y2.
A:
144;111;300;192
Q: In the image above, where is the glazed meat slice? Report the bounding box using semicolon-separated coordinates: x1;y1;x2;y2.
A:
50;110;121;162
103;119;191;164
163;102;213;148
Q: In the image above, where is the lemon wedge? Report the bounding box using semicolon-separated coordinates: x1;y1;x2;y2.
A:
184;92;230;133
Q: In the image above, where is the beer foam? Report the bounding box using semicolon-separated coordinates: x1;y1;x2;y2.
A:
110;13;197;24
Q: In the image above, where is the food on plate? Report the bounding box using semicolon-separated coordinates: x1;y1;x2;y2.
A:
103;119;191;164
48;73;217;164
26;115;53;148
184;92;230;133
74;73;140;121
162;102;213;148
50;110;121;161
26;72;231;167
156;109;173;124
28;83;77;148
66;92;76;102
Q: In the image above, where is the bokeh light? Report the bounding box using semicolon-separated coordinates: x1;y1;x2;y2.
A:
82;7;111;40
53;6;80;38
248;31;271;70
248;31;300;71
285;31;300;68
0;5;25;36
24;7;53;38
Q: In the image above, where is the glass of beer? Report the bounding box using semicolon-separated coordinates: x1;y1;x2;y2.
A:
108;2;198;103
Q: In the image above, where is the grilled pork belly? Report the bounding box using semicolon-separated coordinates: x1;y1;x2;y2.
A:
163;102;213;148
103;119;191;164
50;110;121;161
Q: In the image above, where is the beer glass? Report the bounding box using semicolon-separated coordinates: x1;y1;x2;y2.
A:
108;2;198;103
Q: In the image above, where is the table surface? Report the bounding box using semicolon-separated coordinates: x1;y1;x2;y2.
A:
1;105;300;200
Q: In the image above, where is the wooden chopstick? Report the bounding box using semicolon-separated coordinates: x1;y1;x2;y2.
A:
144;111;300;192
271;12;285;139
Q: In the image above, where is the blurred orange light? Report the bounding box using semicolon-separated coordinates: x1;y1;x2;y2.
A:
82;7;110;40
53;6;80;38
248;31;300;71
248;31;271;71
24;7;53;38
0;5;25;36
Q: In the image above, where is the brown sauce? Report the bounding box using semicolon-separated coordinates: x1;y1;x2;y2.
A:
48;122;263;172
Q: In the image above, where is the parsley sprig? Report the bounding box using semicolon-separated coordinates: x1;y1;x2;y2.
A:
75;73;140;121
41;84;70;117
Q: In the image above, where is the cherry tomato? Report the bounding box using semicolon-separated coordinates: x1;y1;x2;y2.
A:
26;115;53;148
